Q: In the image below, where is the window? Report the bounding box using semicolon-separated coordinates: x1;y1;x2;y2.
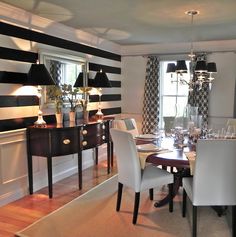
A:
62;63;82;85
159;61;190;128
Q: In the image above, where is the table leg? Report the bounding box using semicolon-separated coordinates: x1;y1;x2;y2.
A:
211;206;228;217
154;168;190;208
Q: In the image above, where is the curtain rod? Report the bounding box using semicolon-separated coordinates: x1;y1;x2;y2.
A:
122;50;236;57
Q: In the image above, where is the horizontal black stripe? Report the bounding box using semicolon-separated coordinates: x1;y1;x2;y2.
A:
0;22;121;62
0;96;39;107
0;47;38;63
0;68;121;87
90;107;121;116
0;115;56;132
89;63;121;74
89;94;121;102
111;81;121;87
0;108;121;132
0;47;121;76
0;71;28;84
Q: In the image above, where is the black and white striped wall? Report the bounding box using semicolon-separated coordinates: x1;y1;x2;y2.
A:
0;14;122;132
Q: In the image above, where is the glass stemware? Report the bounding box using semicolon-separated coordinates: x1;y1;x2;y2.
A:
225;125;236;138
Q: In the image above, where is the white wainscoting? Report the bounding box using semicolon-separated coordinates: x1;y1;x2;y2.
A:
0;129;107;207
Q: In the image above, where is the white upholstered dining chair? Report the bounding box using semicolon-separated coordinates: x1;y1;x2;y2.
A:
112;118;139;136
110;128;174;224
182;139;236;237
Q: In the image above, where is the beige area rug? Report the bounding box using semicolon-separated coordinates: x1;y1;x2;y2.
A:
16;175;231;237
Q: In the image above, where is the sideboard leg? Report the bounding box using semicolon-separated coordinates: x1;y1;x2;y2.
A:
27;155;33;195
78;151;82;190
47;157;53;198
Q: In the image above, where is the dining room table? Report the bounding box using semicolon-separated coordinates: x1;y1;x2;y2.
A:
136;135;226;217
143;137;192;207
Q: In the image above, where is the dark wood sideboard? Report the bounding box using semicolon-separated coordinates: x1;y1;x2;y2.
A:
26;119;113;198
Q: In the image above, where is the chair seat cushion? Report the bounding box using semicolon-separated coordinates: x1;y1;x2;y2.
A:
141;165;173;191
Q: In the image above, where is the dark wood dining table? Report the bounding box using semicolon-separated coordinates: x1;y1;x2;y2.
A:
145;139;192;207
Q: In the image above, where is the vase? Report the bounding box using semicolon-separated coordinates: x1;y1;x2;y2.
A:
83;109;89;123
55;113;63;124
69;111;76;122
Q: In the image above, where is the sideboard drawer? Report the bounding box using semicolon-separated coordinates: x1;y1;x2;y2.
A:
81;134;107;149
81;122;108;149
50;128;79;156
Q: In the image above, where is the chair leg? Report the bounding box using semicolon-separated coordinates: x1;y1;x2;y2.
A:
182;188;187;217
116;182;123;212
133;192;140;224
149;188;154;200
168;183;173;212
232;206;236;237
192;205;197;237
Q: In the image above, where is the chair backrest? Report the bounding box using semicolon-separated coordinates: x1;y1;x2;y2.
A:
193;139;236;206
112;118;139;136
110;128;141;192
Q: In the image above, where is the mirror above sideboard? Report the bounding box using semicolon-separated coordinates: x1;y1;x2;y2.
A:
40;50;88;86
39;50;88;105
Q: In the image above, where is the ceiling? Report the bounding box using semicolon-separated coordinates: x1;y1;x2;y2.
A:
2;0;236;46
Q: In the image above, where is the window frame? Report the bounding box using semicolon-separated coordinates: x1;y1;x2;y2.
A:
159;60;190;129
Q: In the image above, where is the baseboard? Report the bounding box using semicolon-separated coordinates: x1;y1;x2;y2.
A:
0;186;29;207
0;149;107;207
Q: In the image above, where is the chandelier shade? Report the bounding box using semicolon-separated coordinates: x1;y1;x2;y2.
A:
176;60;187;73
166;63;176;73
195;60;207;73
166;10;217;91
207;62;217;73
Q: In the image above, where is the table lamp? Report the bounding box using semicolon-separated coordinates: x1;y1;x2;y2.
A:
25;61;55;127
93;69;112;121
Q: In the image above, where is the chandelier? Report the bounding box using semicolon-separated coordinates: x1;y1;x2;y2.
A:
166;10;217;91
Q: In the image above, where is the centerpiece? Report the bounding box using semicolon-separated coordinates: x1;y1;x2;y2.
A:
61;84;90;122
47;85;64;123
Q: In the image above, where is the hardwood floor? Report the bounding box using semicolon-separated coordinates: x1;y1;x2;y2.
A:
0;160;117;237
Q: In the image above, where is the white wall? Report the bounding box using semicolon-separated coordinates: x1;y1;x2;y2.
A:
208;52;236;128
120;56;147;132
121;56;147;114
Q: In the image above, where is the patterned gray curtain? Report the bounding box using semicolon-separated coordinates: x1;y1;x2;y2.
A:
188;54;209;126
50;60;62;85
142;56;160;134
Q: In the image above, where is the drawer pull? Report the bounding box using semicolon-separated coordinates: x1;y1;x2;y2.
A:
63;139;71;145
82;141;88;146
102;135;106;140
102;125;105;129
82;130;88;135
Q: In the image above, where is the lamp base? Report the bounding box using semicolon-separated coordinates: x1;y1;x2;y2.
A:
95;108;104;122
34;111;47;127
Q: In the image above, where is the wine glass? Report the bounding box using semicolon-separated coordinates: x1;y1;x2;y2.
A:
225;125;236;138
